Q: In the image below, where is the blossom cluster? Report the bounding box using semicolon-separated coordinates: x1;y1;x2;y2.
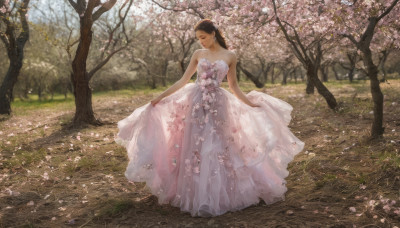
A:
198;62;219;111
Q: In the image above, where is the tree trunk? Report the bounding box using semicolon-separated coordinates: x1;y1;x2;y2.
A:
161;59;168;87
281;70;287;85
348;67;355;82
0;0;30;114
294;68;299;83
71;16;99;125
345;52;358;82
321;65;328;82
67;0;121;125
270;64;275;84
332;64;340;80
38;84;42;101
72;75;98;124
306;61;337;109
379;49;389;82
237;63;264;88
0;59;21;114
179;59;185;74
305;75;315;94
362;48;384;137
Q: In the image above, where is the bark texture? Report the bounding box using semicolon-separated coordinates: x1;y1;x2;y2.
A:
0;0;30;115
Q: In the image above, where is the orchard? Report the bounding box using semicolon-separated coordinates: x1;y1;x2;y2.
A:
0;0;399;227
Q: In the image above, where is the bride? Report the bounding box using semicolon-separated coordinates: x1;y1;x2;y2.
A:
116;18;304;217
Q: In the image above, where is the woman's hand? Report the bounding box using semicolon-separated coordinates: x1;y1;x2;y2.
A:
150;97;162;107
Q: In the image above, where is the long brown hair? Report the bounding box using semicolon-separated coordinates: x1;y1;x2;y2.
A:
194;19;228;49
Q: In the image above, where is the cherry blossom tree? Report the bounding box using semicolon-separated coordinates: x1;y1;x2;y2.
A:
0;0;30;114
66;0;133;125
270;0;338;109
330;0;400;138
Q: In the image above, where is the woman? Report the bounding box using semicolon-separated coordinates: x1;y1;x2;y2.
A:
116;19;304;217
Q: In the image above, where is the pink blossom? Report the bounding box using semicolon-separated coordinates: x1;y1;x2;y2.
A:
382;205;391;213
0;6;7;14
349;207;356;212
42;172;49;180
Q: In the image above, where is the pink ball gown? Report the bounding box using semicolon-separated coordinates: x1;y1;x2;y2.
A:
115;58;304;217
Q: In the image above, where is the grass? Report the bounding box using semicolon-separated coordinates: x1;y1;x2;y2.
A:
8;79;264;116
3;148;47;169
96;199;135;218
378;150;400;170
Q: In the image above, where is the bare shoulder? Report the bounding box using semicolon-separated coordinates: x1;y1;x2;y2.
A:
193;49;207;58
225;50;237;66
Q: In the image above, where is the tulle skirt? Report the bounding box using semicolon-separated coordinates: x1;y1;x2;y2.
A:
115;82;304;217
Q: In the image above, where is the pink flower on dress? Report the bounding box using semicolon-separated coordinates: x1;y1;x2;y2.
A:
200;60;208;68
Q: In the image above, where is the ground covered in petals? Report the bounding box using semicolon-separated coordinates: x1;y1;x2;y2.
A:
1;80;399;227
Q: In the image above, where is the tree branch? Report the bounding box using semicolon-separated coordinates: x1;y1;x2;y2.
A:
67;0;79;12
92;0;117;21
342;33;358;46
88;46;124;80
151;0;205;19
271;0;306;65
377;0;399;21
0;32;10;49
282;20;309;60
18;0;30;42
0;12;11;49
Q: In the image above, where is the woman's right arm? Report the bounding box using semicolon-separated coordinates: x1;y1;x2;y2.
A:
151;50;201;106
226;53;260;108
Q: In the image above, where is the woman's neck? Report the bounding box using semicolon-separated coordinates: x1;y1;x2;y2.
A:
208;42;222;52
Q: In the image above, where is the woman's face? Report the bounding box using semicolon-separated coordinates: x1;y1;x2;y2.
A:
195;30;215;49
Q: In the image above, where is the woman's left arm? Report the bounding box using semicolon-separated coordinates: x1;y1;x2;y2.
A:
227;54;260;107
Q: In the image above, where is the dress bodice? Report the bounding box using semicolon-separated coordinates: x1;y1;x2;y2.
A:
193;58;229;110
195;58;229;87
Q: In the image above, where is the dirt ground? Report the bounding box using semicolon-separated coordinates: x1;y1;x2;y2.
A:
0;80;399;228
